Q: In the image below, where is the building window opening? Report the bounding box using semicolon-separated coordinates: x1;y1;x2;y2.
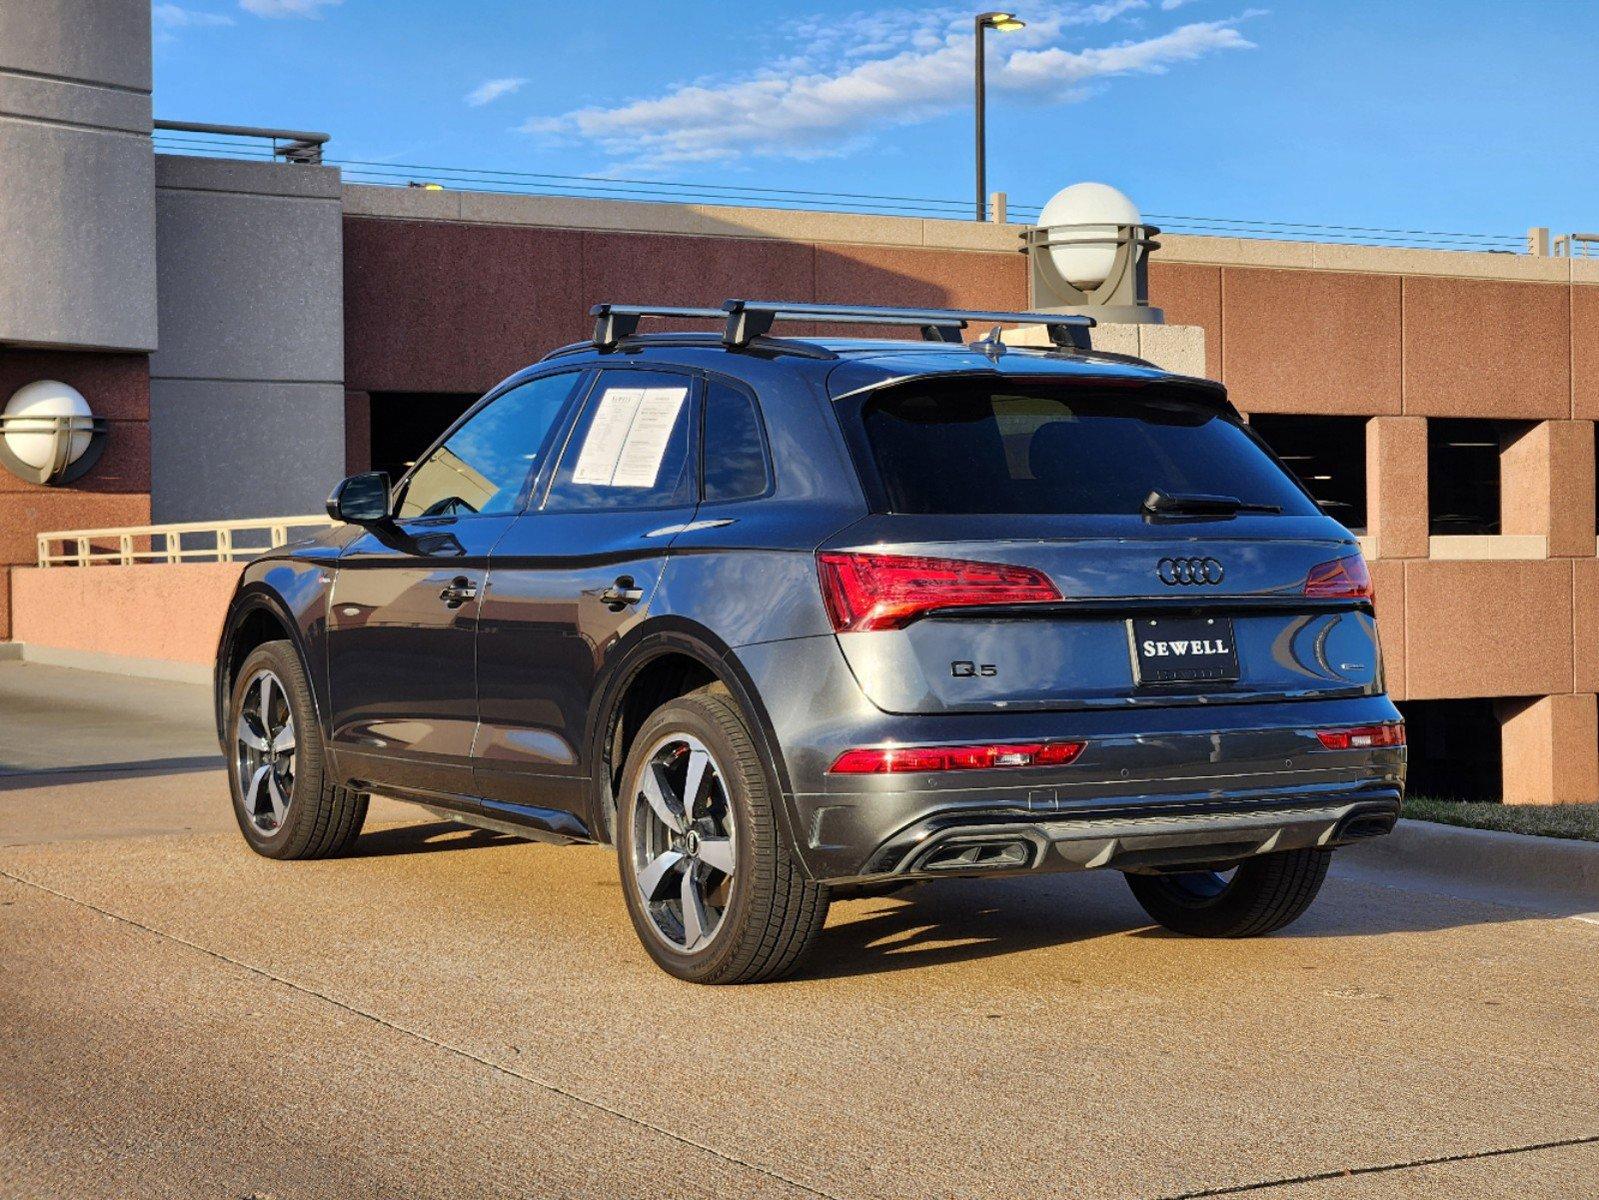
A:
1397;699;1501;802
1248;415;1368;533
1427;418;1508;535
368;392;481;483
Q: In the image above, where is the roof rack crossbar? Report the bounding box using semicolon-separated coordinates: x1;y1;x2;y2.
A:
590;303;726;351
588;299;1098;351
719;299;1095;349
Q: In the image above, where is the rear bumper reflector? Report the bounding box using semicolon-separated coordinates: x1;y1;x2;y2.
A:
829;741;1085;774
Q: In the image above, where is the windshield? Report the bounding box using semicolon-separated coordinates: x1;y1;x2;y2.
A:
855;382;1320;517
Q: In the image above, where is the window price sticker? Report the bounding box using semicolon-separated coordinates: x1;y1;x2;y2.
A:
570;386;686;488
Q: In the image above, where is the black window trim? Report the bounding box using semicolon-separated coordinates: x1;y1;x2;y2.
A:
696;370;775;506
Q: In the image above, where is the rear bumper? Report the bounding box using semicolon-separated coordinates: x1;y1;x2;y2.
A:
852;787;1400;883
736;634;1405;884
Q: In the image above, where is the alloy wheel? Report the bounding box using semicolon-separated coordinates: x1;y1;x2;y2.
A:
627;733;738;953
234;668;297;834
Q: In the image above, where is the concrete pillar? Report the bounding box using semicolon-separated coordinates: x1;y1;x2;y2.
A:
149;156;345;521
0;0;157;351
1498;693;1599;806
1366;416;1429;558
1501;420;1595;556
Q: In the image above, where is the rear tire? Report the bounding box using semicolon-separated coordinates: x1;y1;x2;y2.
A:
616;692;829;984
227;640;368;860
1124;848;1331;937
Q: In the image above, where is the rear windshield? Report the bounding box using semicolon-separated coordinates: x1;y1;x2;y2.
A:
855;382;1319;517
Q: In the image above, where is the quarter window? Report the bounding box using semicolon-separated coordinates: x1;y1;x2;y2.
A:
397;372;583;519
545;371;695;511
701;381;769;502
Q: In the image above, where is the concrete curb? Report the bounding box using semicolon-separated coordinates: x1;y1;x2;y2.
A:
1337;818;1599;915
5;643;211;686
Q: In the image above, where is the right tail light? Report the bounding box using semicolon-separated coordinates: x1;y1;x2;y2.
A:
1304;553;1373;600
1316;723;1405;750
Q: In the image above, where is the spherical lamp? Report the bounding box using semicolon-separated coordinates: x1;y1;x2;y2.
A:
1036;182;1144;289
0;380;108;485
1023;182;1163;322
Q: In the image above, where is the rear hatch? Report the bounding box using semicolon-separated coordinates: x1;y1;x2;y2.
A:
822;369;1381;715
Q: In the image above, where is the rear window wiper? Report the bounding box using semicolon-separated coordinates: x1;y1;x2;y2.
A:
1143;490;1283;517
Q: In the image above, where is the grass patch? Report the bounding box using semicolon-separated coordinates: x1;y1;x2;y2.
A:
1403;795;1599;843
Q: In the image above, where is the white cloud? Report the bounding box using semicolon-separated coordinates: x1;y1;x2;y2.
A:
152;3;234;27
465;77;528;107
526;5;1256;169
239;0;340;17
1161;0;1202;9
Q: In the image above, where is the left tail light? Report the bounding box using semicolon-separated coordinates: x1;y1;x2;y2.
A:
817;551;1061;633
1304;553;1374;600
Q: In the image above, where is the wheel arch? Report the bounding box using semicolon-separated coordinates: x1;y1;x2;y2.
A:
215;582;325;749
584;618;803;867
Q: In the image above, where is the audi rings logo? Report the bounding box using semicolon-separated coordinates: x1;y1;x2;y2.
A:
1157;556;1225;586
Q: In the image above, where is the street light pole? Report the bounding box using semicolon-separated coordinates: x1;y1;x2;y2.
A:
974;14;987;222
973;12;1025;222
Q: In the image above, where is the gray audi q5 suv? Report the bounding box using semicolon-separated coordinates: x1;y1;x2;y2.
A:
215;300;1405;984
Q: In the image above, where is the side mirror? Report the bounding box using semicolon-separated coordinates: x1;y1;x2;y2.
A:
326;472;392;524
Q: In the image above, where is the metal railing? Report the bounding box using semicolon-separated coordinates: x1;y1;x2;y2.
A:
148;126;1531;253
153;119;329;165
1555;232;1599;257
37;516;333;568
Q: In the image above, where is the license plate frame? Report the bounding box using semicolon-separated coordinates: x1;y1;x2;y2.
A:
1129;615;1240;687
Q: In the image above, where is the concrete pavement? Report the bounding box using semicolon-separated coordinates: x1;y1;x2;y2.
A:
0;658;219;779
2;663;1597;1198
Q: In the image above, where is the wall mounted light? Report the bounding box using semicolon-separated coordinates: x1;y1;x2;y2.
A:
0;380;108;485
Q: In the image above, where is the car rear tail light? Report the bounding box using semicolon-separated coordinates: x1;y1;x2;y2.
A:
817;551;1062;632
1316;722;1405;750
1304;553;1374;600
828;741;1085;774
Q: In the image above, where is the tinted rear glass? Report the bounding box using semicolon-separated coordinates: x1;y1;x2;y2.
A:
856;382;1318;516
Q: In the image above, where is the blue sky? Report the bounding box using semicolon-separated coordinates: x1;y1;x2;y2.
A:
151;1;1597;243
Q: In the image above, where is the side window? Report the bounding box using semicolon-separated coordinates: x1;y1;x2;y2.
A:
544;370;695;511
397;373;583;519
701;380;770;502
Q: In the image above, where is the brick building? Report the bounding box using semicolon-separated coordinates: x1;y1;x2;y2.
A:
4;0;1597;805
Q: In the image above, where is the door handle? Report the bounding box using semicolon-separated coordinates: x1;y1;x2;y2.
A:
439;576;478;608
600;576;645;611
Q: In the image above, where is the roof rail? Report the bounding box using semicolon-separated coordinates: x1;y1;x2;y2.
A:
587;299;1096;352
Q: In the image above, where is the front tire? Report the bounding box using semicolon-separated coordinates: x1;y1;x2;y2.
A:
1124;848;1331;937
616;692;829;984
227;640;367;860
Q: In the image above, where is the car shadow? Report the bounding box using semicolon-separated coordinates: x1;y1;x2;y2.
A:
793;866;1553;981
795;874;1134;980
348;820;522;857
333;820;1559;971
